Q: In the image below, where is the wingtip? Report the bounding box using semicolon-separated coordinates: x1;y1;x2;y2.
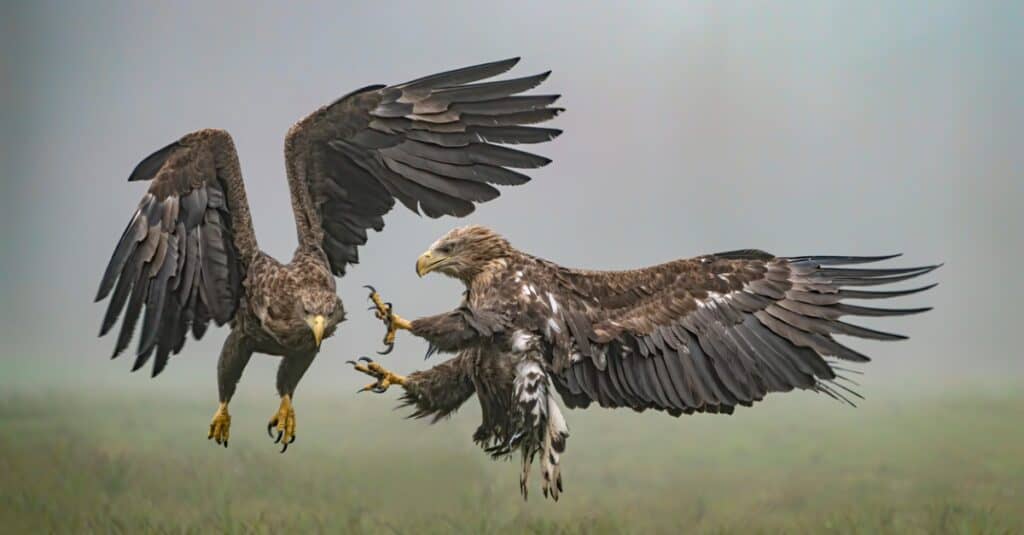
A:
859;253;902;262
492;57;521;70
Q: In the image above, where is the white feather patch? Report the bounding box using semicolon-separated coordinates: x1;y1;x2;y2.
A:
546;292;560;314
511;330;538;353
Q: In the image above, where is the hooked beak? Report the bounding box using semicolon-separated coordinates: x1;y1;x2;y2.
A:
306;315;326;349
416;250;448;277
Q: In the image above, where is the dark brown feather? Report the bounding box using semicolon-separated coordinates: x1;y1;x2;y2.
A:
284;59;561;276
96;129;252;375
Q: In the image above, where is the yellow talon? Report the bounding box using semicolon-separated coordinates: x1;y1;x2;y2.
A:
348;357;406;393
267;395;297;452
365;286;412;354
208;402;231;448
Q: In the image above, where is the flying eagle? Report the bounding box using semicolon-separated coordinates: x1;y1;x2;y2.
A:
94;59;562;451
353;225;938;500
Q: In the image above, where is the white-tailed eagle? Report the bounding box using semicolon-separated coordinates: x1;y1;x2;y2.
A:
353;225;938;499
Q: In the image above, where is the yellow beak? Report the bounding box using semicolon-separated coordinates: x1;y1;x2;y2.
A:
307;315;326;348
416;250;446;277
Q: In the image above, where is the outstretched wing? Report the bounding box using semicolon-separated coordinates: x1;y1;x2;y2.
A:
284;57;562;276
528;252;938;415
95;129;257;376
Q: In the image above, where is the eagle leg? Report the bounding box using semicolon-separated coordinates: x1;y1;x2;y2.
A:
267;395;297;453
364;286;412;354
347;356;407;393
207;402;231;448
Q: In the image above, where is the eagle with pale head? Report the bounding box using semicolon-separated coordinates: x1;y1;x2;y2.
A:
354;225;938;500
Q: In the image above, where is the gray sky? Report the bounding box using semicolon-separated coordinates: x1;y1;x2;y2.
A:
2;1;1021;395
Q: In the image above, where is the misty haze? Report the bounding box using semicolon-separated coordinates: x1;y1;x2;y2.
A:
2;1;1021;533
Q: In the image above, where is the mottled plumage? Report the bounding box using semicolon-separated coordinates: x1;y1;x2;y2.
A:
94;59;561;450
365;225;937;499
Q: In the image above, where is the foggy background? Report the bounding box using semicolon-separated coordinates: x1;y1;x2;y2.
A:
2;0;1021;397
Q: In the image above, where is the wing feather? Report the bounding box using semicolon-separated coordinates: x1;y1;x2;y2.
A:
96;129;251;376
532;251;936;415
286;58;561;276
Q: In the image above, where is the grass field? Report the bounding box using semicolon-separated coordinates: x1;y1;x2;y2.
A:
1;385;1021;534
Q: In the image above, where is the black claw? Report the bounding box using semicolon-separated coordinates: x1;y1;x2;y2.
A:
367;305;377;311
275;430;283;444
345;360;356;366
289;435;296;444
267;422;275;438
377;343;394;355
358;356;373;363
280;442;288;454
363;285;377;297
223;440;228;448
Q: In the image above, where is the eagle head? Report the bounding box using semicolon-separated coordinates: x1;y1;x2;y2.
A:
261;282;344;352
295;288;344;350
416;225;512;282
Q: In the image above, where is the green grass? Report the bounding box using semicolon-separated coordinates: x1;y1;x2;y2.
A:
1;386;1021;534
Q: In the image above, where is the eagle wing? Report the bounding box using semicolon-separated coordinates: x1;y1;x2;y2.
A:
283;58;561;276
95;129;255;376
529;251;939;415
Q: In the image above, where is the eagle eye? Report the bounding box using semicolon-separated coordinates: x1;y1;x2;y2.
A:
436;244;454;254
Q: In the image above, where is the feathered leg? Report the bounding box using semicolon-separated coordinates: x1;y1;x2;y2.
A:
347;353;476;421
267;351;315;453
209;330;253;448
365;287;501;355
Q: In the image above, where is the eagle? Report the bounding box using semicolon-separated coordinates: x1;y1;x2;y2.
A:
352;225;938;500
94;59;562;452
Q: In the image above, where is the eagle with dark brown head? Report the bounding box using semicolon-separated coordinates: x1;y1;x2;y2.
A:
94;59;562;452
354;225;938;500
